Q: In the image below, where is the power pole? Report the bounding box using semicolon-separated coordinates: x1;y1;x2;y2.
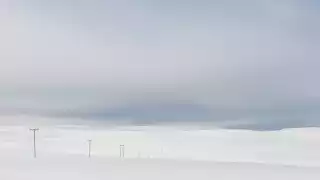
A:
120;145;125;158
88;140;92;158
29;128;39;158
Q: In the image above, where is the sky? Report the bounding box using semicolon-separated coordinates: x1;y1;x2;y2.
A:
0;0;320;129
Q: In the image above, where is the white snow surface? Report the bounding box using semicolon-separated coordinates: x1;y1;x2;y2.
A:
1;115;320;179
2;156;320;180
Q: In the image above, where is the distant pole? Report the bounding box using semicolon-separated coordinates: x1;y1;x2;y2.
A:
88;140;92;158
29;128;39;158
120;145;125;158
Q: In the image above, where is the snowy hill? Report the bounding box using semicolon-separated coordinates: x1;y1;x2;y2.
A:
1;115;320;179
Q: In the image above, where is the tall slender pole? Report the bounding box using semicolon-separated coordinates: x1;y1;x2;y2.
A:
29;128;39;158
120;145;125;158
88;140;92;158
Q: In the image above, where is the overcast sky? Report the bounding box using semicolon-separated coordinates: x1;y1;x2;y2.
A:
0;0;319;128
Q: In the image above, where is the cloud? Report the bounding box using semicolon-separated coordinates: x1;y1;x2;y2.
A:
0;0;319;128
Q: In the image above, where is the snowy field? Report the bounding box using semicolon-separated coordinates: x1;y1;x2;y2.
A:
2;156;320;180
1;115;320;179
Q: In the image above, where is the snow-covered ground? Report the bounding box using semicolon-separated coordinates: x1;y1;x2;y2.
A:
2;156;320;180
1;115;320;179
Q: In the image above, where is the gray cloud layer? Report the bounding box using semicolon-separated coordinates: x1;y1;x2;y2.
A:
0;0;320;129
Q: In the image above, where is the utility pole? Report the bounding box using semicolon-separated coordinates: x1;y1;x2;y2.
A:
29;128;39;158
88;140;92;158
120;145;125;158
